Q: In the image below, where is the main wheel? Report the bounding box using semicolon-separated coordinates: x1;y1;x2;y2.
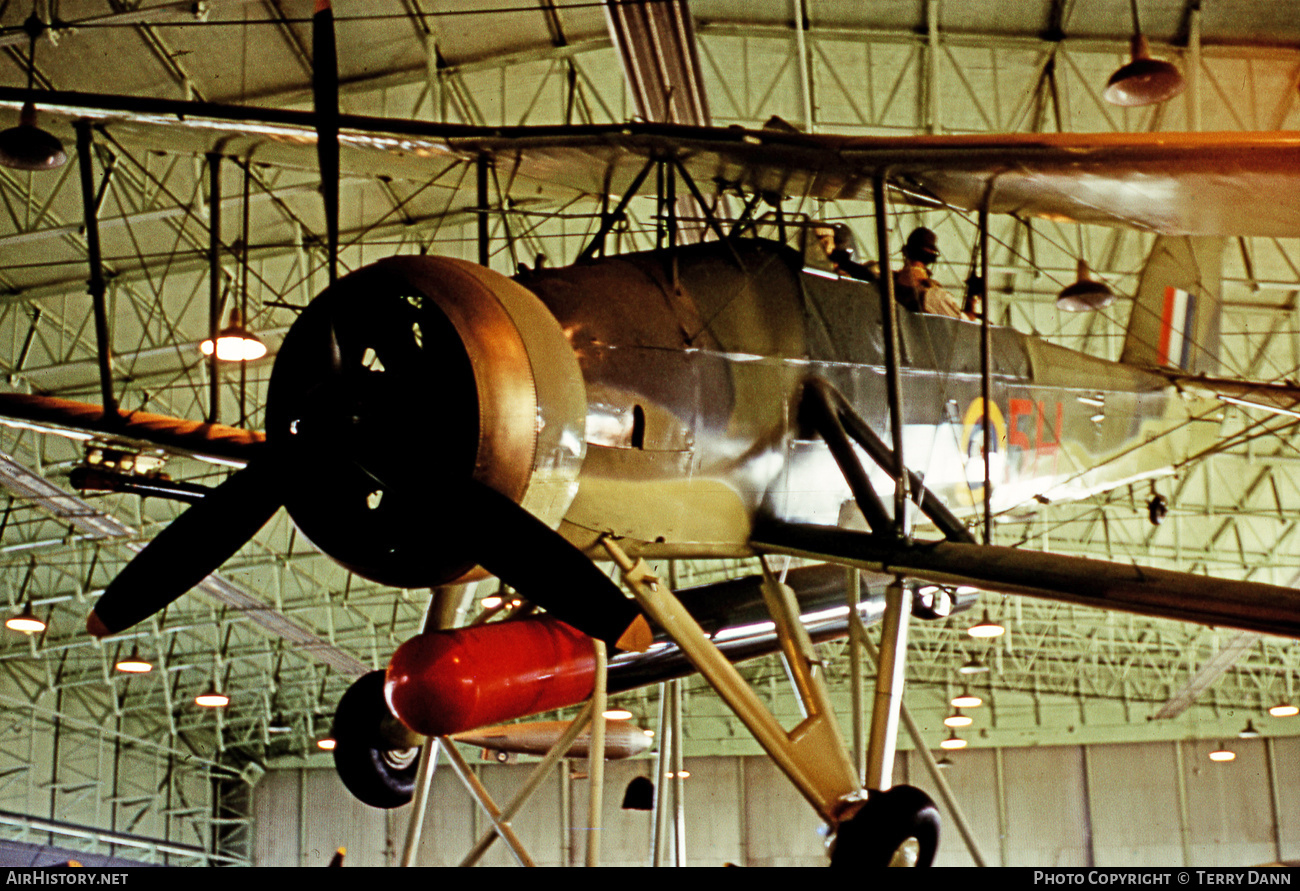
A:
829;785;940;867
331;670;421;809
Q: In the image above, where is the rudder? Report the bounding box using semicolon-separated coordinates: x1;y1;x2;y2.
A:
1120;236;1225;375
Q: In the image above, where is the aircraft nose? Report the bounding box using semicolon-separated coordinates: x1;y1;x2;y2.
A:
259;253;612;649
264;260;483;587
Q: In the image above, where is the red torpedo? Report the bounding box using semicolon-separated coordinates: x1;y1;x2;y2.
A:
385;617;597;738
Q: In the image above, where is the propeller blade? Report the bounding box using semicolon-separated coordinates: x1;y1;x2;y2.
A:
455;478;650;653
312;0;340;285
87;460;283;637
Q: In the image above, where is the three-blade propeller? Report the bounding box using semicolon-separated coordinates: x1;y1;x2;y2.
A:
86;4;649;654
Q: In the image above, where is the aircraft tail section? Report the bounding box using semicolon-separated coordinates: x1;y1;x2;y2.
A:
1120;236;1225;375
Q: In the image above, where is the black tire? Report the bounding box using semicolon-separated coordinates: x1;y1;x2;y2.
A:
829;785;940;868
331;670;420;809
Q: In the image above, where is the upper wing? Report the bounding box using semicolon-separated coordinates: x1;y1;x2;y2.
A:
457;127;1300;238
5;86;1300;237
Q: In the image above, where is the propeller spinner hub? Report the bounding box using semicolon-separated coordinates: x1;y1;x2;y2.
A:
265;256;587;588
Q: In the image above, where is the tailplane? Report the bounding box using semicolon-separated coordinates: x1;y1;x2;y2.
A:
1120;236;1225;375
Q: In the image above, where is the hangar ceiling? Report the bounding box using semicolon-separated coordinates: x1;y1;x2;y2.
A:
0;0;1298;863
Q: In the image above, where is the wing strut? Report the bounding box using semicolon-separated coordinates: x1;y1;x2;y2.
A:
978;198;994;544
873;171;910;536
802;378;974;543
73;121;115;418
577;156;655;262
866;579;909;791
801;379;892;534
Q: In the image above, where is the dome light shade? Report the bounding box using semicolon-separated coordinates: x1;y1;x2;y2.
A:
115;648;152;673
1268;702;1299;718
958;655;989;675
951;689;983;709
1104;35;1186;107
1057;260;1116;312
200;309;267;362
967;609;1005;639
195;688;230;708
940;731;967;750
317;737;337;751
1208;746;1235;762
0;103;67;172
944;710;972;728
5;601;44;635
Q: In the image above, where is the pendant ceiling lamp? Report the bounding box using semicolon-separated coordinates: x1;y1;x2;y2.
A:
5;600;44;635
200;309;267;362
1057;260;1116;312
958;653;989;675
114;647;152;674
967;608;1005;639
0;13;67;172
1103;0;1187;107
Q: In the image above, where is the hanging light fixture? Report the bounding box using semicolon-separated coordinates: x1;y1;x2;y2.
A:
621;775;655;811
316;737;337;751
114;647;152;674
0;13;67;172
951;687;983;709
1237;721;1260;739
1266;673;1297;717
1056;260;1116;312
967;608;1005;639
603;708;633;721
5;601;44;635
944;709;973;728
200;308;267;362
958;653;989;675
939;730;967;751
1103;0;1186;107
1208;743;1235;762
195;686;230;708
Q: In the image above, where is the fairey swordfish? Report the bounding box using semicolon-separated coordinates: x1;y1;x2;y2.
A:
4;212;1299;865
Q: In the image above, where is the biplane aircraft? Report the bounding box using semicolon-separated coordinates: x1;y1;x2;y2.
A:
3;1;1300;869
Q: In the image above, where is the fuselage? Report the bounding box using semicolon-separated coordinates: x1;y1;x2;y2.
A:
517;239;1219;557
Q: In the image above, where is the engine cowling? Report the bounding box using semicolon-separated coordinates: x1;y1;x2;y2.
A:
264;256;587;587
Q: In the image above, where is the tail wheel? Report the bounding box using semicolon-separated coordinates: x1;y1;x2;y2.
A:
331;670;420;809
829;785;940;868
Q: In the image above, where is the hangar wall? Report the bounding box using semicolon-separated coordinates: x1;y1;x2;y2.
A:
253;736;1300;868
0;695;230;865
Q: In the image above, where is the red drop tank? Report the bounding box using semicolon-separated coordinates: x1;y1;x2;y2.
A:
385;617;597;737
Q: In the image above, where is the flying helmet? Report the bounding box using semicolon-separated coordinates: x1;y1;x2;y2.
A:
904;227;939;265
832;223;856;259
